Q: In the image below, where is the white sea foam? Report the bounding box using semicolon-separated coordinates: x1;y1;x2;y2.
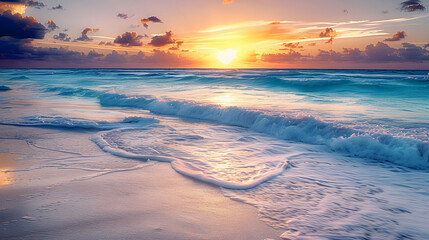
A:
99;93;429;169
0;115;158;130
90;124;302;189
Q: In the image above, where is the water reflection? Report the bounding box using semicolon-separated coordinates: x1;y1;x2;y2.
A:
0;153;17;186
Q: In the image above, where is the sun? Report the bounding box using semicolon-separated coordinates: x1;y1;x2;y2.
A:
217;49;237;65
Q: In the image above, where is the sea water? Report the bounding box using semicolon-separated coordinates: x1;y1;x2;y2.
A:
1;69;428;239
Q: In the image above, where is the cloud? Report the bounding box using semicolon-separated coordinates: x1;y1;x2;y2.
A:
117;13;128;19
168;40;183;51
262;42;429;64
149;31;175;47
0;0;45;9
0;1;26;14
0;10;46;39
113;32;143;47
99;41;113;46
75;27;99;41
1;36;196;68
140;16;162;28
0;37;87;62
222;0;234;4
262;49;304;62
53;32;70;42
46;20;58;32
280;42;303;50
319;28;337;44
25;0;44;9
384;31;407;42
308;43;316;47
50;4;62;10
424;43;429;49
400;0;426;12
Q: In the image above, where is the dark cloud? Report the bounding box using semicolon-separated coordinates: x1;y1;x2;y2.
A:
382;10;389;14
319;28;337;44
75;27;99;41
50;4;63;10
400;0;426;12
53;32;70;42
140;16;162;28
117;13;128;19
149;31;175;47
424;43;429;49
25;0;45;9
46;20;58;32
0;10;46;39
384;31;407;42
0;0;45;8
114;32;143;47
0;37;87;62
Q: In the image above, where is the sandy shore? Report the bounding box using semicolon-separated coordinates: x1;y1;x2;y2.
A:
0;124;283;240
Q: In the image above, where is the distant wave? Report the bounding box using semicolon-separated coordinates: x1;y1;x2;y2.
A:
0;115;157;130
8;76;29;80
99;92;429;169
0;86;11;91
44;87;101;98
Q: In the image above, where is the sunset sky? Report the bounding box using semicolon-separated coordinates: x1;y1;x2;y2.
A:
1;0;429;68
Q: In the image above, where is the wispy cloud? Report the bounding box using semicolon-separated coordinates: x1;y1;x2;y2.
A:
195;15;426;49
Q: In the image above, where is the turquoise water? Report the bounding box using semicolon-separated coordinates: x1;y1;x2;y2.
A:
1;69;429;239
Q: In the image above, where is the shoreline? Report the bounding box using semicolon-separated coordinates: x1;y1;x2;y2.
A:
0;124;283;240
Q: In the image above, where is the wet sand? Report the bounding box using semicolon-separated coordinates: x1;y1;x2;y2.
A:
0;125;283;240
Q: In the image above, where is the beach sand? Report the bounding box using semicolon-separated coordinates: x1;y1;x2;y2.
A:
0;124;283;240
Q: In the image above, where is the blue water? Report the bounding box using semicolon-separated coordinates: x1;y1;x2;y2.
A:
1;69;429;239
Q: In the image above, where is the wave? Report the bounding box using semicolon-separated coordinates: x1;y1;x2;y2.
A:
99;92;429;169
1;115;157;130
44;87;102;98
8;76;29;80
90;125;293;189
0;86;11;91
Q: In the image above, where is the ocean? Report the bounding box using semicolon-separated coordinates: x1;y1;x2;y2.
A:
1;69;429;239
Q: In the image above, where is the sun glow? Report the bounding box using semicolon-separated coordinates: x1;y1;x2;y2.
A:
217;49;237;65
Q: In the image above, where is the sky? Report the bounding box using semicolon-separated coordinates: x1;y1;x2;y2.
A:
0;0;429;68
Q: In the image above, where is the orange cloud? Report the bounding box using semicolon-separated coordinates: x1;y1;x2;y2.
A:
0;2;26;14
384;31;407;42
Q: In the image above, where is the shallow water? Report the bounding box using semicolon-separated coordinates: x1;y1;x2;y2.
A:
1;69;428;239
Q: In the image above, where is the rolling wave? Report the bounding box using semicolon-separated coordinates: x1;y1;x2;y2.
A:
99;92;429;169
